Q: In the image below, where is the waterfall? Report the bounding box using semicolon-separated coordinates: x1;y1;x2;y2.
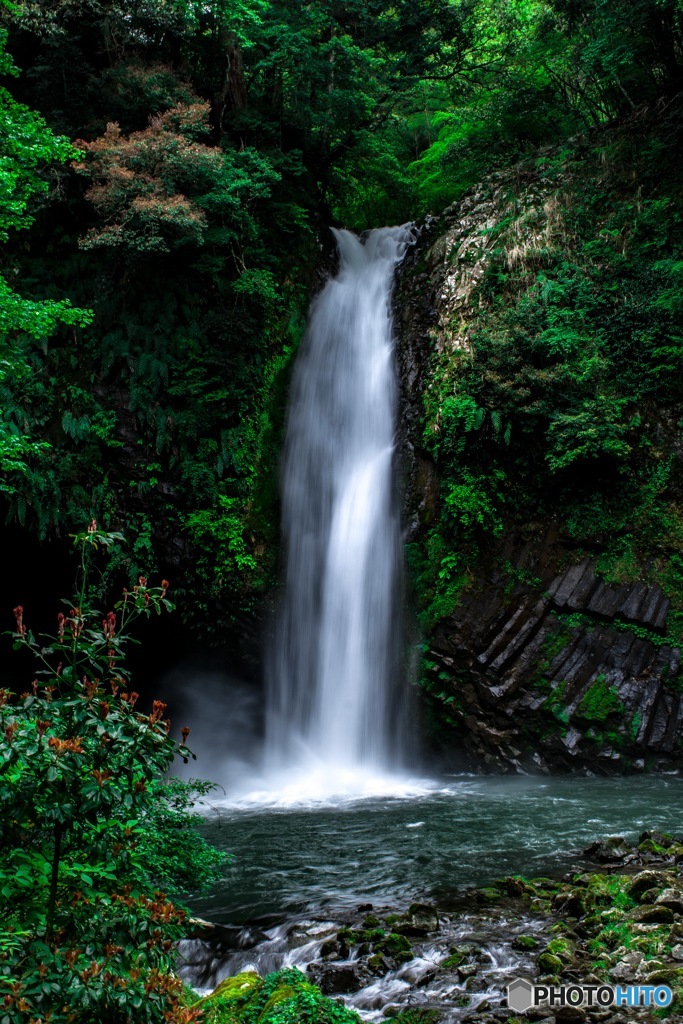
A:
264;225;413;790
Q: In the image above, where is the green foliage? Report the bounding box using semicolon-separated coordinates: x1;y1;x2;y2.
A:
0;526;222;1023
578;674;624;722
200;967;362;1024
444;470;505;534
2;0;683;646
414;108;683;657
0;25;90;339
543;679;569;725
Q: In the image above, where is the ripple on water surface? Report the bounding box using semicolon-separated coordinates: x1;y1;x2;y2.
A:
190;772;683;924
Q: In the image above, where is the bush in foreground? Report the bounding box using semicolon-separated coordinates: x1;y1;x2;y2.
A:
0;524;223;1023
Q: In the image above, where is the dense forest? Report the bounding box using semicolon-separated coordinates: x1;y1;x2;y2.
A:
2;0;683;1021
2;0;681;648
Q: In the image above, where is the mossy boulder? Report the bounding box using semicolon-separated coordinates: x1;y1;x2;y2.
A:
495;876;537;898
546;937;575;963
512;934;538;951
375;932;413;962
639;838;670;857
640;829;675;848
200;971;265;1023
626;870;670;901
200;968;362;1024
368;953;392;975
439;949;465;969
629;903;675;925
537;951;564;974
474;886;502;903
643;966;683;985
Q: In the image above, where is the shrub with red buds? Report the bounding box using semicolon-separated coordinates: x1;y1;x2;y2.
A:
13;605;26;637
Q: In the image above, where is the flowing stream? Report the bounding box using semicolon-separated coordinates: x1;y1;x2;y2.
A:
179;775;683;1019
263;226;414;797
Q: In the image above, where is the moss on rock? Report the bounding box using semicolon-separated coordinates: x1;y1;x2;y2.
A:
200;967;362;1024
375;932;413;963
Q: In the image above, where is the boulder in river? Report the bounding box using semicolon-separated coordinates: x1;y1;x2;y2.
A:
394;902;439;936
582;836;632;862
306;961;372;995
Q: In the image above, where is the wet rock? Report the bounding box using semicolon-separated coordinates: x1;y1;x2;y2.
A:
626;870;670;900
655;888;683;913
457;962;478;979
642;966;683;985
367;953;393;975
629;903;674;924
538;951;564;973
556;1009;585;1023
513;934;539;950
374;932;413;962
640;829;677;847
582;837;632;863
474;887;502;903
306;960;372;995
394;902;439;935
610;961;636;982
415;967;438;988
552;890;586;917
671;942;683;960
609;950;643;984
546;937;575;964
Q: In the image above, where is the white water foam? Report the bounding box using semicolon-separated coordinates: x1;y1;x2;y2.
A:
215;765;442;811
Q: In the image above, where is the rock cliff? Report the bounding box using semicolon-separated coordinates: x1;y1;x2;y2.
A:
394;157;683;773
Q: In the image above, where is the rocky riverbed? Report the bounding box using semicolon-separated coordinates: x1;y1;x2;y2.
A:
181;829;683;1023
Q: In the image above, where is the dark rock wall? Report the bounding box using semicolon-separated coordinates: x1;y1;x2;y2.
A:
393;195;683;774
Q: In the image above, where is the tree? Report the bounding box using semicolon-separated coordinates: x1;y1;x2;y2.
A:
0;524;223;1023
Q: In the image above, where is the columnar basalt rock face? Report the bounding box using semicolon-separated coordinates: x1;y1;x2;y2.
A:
426;532;682;772
393;184;683;774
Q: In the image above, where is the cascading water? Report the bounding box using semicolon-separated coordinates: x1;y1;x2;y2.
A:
263;225;414;795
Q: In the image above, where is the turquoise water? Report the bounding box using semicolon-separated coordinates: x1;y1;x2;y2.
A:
190;773;683;925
